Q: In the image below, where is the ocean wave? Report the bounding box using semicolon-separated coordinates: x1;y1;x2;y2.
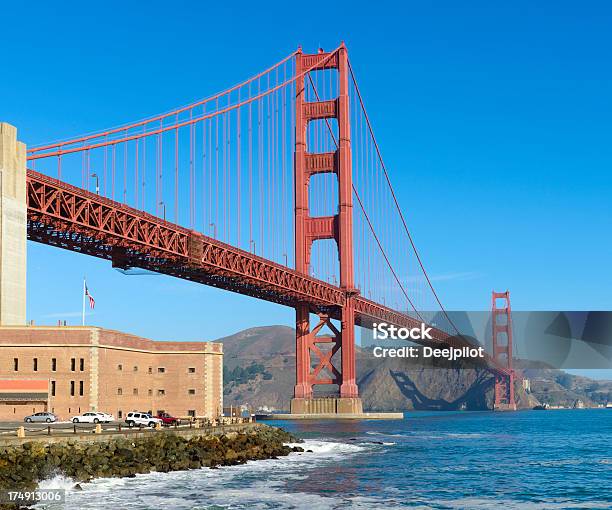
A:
36;474;76;491
366;430;491;441
33;438;374;510
287;439;367;456
366;431;406;438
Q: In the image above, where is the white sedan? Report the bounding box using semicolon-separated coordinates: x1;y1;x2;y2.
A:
95;412;114;422
72;412;112;423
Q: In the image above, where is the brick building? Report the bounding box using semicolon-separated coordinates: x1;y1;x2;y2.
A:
0;326;223;421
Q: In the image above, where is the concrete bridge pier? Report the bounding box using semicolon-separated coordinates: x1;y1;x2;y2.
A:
0;122;27;325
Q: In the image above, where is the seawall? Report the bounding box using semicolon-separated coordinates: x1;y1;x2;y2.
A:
0;424;301;495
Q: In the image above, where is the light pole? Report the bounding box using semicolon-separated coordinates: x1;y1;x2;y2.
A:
209;222;217;239
159;201;166;221
90;173;99;195
250;240;256;254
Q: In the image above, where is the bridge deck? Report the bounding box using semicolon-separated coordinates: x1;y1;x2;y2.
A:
26;169;509;377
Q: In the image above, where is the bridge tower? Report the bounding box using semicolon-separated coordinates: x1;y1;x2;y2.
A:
0;123;27;326
491;290;516;411
291;44;363;415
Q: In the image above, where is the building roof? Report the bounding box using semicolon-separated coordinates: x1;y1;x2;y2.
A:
0;326;222;354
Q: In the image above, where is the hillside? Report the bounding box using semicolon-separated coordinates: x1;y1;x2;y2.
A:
515;360;612;407
217;326;609;412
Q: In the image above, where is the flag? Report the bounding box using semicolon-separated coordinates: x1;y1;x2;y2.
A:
85;284;95;309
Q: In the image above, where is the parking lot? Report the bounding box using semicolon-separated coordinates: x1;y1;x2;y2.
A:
0;420;189;439
0;415;252;440
1;420;120;430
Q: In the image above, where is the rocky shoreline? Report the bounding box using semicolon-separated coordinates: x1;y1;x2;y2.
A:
0;425;302;508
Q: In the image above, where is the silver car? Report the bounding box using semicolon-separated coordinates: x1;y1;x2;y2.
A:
24;412;57;423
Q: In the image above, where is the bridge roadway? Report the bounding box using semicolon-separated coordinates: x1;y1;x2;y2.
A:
26;169;510;378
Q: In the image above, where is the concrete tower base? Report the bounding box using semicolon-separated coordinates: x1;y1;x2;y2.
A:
261;397;401;420
0;123;27;326
494;403;518;412
290;397;364;415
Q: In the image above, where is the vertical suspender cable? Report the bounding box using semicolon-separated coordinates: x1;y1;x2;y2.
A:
248;83;253;250
175;119;179;223
237;88;241;247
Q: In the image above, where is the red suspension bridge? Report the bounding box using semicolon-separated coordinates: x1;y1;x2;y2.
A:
22;44;515;412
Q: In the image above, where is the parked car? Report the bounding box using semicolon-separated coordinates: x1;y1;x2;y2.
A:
125;412;162;428
72;412;112;424
24;412;57;423
157;412;181;426
95;412;115;423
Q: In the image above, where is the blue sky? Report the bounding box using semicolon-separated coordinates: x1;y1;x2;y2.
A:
1;2;611;377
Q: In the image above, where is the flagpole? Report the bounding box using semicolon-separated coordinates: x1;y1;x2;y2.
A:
82;277;86;326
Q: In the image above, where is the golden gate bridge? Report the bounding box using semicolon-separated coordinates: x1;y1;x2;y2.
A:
20;44;515;412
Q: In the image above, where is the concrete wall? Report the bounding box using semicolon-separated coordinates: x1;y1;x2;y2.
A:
0;123;27;325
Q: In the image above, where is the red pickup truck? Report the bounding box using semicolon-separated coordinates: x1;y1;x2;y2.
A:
156;412;181;426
